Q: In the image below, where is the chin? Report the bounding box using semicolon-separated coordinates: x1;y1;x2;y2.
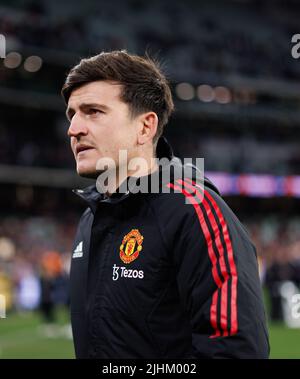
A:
77;164;98;179
78;171;98;179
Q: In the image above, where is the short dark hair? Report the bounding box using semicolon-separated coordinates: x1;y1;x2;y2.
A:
61;50;174;143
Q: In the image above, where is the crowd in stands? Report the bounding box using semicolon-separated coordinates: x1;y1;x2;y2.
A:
0;0;299;83
0;214;75;318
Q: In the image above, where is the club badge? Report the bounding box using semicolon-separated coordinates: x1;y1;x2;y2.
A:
119;229;143;264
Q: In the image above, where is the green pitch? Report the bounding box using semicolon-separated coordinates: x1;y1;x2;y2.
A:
0;307;74;359
268;322;300;359
0;308;300;358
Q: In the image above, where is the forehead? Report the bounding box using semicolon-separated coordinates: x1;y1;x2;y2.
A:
68;80;123;108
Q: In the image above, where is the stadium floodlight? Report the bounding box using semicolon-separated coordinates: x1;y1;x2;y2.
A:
197;84;215;102
4;52;22;69
24;56;43;72
214;86;232;104
175;82;195;100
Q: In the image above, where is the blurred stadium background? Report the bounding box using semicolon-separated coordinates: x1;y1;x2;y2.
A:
0;0;300;358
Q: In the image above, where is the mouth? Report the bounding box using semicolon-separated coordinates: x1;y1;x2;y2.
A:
75;144;94;156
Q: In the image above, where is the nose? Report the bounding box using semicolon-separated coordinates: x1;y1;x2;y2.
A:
67;113;88;138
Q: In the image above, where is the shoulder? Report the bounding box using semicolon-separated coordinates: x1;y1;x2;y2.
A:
145;179;213;228
77;207;94;227
150;178;248;238
81;207;92;218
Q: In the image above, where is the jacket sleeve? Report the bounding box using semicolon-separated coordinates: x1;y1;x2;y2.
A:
170;181;270;359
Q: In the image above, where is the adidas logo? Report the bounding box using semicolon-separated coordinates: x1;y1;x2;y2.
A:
72;241;83;258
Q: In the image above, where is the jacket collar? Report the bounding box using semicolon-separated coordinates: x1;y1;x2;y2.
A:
73;136;175;211
73;135;220;213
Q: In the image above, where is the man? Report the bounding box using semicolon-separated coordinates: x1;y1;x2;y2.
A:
62;50;269;358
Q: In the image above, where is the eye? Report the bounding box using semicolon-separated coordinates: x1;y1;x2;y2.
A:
89;108;103;115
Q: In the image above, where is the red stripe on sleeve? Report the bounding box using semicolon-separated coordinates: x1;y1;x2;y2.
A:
167;182;222;337
185;178;238;335
178;179;231;336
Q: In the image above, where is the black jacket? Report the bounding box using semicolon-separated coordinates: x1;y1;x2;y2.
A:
70;137;269;359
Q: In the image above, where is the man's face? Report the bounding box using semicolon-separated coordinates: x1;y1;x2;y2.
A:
66;81;137;178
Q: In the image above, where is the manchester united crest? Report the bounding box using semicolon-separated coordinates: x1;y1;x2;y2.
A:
119;229;143;264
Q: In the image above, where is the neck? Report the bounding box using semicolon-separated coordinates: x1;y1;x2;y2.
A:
106;153;158;196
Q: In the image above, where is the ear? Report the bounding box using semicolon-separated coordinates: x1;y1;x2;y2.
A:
137;112;158;145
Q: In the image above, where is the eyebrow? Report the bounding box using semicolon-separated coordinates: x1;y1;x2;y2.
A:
65;102;110;120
